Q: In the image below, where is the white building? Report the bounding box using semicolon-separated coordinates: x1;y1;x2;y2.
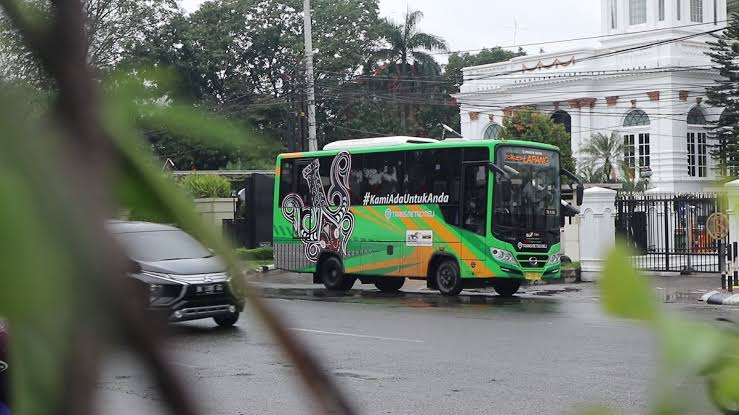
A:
457;0;727;192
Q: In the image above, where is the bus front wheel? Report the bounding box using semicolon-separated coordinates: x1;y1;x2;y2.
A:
493;279;521;297
435;260;463;296
374;277;405;293
319;256;355;291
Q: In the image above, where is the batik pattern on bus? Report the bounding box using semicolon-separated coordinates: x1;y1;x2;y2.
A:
281;151;355;262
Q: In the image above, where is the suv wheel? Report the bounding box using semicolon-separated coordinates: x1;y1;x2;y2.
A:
214;312;240;327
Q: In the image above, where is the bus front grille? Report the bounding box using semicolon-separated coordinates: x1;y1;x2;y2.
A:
516;255;548;269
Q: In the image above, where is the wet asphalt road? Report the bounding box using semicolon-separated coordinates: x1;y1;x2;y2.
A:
97;280;738;415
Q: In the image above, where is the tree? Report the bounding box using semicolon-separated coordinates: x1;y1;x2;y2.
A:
123;0;384;165
368;9;448;133
0;0;179;86
500;109;575;172
579;132;623;183
705;10;739;177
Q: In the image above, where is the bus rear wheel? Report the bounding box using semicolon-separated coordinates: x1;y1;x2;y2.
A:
319;256;355;291
435;260;463;296
493;279;521;297
374;277;405;293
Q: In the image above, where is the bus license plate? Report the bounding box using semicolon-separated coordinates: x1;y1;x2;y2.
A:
525;272;542;281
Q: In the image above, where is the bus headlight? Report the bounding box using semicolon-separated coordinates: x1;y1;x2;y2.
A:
491;248;516;266
546;253;562;266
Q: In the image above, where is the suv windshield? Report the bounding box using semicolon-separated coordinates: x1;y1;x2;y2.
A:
116;230;212;262
493;146;560;231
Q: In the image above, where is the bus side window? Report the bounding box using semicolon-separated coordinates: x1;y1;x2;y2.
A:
295;159;313;206
349;153;365;206
279;159;295;203
363;152;403;198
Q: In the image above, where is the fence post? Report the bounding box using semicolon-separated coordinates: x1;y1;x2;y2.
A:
579;187;617;281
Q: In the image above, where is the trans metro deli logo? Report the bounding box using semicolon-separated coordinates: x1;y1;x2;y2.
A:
363;192;449;206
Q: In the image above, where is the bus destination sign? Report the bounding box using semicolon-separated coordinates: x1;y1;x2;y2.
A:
504;150;551;166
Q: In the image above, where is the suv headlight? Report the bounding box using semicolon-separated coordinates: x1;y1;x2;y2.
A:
491;248;516;266
547;253;562;266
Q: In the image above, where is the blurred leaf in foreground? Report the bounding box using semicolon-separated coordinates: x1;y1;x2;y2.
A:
599;243;659;322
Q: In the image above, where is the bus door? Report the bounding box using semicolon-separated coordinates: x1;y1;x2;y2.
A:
460;162;489;269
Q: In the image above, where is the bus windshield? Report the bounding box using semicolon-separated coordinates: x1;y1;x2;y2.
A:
493;146;560;232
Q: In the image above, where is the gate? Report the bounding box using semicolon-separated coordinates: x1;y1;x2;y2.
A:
615;193;728;273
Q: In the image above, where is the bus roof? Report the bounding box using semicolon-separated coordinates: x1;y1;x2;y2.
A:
278;137;560;159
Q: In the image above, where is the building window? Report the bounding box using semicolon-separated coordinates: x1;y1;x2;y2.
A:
483;123;501;140
610;0;618;28
551;110;572;134
677;0;682;20
659;0;665;20
623;110;651;178
624;134;636;175
623;133;650;174
638;134;650;168
687;107;708;178
630;0;647;24
687;133;707;177
690;0;703;22
623;109;651;127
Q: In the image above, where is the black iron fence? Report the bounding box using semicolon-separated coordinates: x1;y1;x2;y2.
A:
615;192;728;273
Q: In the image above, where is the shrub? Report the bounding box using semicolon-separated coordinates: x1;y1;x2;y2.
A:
179;174;232;198
235;247;274;261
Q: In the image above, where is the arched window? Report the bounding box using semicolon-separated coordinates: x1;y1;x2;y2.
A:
687;106;708;177
687;107;707;125
483;123;501;140
623;109;651;127
622;109;651;176
551;110;572;134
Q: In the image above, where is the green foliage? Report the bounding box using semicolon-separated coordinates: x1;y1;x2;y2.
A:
705;10;739;178
600;243;659;321
235;247;274;261
500;109;576;172
579;132;623;184
596;243;739;414
178;174;232;198
0;0;179;86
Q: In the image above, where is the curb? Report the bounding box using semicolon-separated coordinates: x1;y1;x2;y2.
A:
256;264;276;273
700;290;739;305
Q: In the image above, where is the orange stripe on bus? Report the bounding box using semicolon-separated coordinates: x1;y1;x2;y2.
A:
280;152;305;159
345;257;405;274
351;208;401;235
409;206;494;277
362;206;404;233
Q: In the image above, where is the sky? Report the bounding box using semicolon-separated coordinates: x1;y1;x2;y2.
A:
179;0;602;57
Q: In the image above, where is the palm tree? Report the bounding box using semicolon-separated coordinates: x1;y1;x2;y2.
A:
579;131;624;183
369;9;448;133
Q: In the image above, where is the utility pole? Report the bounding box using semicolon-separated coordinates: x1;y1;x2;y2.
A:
303;0;317;151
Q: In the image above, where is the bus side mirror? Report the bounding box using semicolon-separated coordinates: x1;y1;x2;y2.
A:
487;163;510;179
561;169;584;206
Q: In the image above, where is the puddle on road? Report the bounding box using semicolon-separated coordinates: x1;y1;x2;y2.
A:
260;287;562;314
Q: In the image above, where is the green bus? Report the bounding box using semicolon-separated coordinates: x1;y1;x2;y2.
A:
272;137;583;296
